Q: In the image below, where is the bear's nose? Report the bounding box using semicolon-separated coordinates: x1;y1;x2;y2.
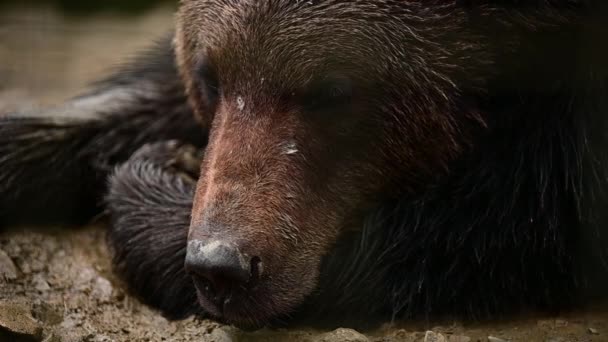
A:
185;240;252;296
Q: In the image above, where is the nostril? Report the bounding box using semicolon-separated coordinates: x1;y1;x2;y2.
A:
185;240;251;295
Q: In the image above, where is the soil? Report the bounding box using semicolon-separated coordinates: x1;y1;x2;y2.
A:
1;4;607;342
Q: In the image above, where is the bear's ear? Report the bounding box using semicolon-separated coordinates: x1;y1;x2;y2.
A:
0;34;206;229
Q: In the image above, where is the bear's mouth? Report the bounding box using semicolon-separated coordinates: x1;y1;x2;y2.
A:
191;275;274;329
192;277;225;317
188;251;283;327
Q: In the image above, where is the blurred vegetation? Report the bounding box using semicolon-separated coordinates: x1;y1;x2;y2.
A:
0;0;176;15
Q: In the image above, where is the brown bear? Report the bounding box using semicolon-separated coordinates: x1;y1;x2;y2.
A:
1;0;608;330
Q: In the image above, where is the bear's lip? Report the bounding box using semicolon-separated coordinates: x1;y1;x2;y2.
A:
192;275;269;328
192;279;223;317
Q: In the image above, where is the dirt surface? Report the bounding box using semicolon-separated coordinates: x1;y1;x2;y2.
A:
1;5;608;342
1;227;607;342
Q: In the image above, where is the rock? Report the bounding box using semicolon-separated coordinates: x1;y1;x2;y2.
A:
554;320;568;327
31;302;64;326
92;276;114;303
537;319;568;330
32;274;51;292
0;301;43;340
207;327;234;342
88;334;115;342
41;333;62;342
488;337;508;342
382;329;420;342
30;260;45;273
18;260;32;275
0;249;18;280
75;268;97;290
60;316;83;330
3;243;21;256
424;331;448;342
588;327;599;335
318;328;369;342
51;317;90;342
449;336;471;342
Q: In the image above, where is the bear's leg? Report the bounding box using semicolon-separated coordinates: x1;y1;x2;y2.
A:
0;36;206;228
106;141;202;319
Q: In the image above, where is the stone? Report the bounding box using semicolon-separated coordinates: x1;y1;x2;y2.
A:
424;331;448;342
31;301;64;326
554;320;568;327
318;328;369;342
32;274;51;292
0;301;43;340
92;276;114;303
488;337;508;342
0;249;18;281
207;327;234;342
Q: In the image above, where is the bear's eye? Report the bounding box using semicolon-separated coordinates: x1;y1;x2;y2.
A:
196;62;220;111
300;76;353;112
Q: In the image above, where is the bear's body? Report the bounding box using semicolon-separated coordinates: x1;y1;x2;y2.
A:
1;0;607;329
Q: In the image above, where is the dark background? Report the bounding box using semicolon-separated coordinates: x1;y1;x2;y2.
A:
0;0;175;15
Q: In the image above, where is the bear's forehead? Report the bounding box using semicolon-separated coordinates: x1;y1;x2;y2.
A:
178;0;434;88
177;0;490;97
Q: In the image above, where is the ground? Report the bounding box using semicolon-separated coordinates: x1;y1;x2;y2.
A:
0;4;607;342
1;227;607;342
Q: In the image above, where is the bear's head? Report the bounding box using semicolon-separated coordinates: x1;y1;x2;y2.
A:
175;0;489;327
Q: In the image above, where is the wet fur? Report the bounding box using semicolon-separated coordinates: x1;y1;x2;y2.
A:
0;0;607;328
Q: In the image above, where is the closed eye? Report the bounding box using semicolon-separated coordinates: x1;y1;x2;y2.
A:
196;61;220;111
299;76;353;112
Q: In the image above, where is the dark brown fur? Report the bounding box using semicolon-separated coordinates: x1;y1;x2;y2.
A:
1;0;607;330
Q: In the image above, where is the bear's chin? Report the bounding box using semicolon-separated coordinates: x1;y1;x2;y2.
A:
192;274;312;329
